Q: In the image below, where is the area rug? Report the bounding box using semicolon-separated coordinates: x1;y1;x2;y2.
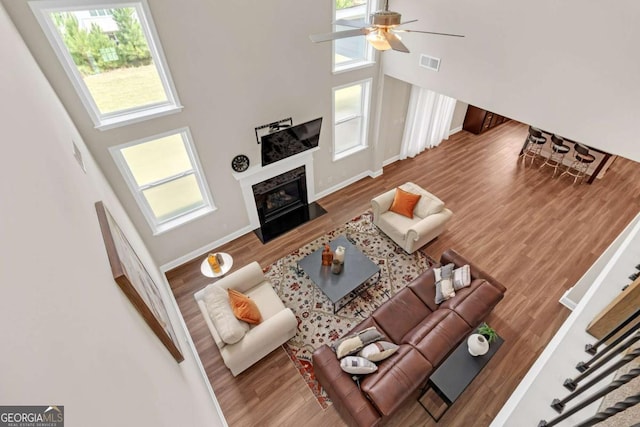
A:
263;211;436;409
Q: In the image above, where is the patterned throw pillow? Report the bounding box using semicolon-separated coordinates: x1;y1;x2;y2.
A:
434;263;456;304
340;356;378;375
359;341;399;362
453;264;472;291
332;327;385;359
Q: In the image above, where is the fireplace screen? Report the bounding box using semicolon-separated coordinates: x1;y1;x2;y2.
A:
252;166;307;226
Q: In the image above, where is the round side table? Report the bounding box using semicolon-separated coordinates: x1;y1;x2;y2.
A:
201;253;233;278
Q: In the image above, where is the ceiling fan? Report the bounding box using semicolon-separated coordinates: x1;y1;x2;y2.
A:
309;0;464;53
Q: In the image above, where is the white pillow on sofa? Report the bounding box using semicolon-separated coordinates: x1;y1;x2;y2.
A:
340;356;378;375
453;264;472;290
204;285;249;344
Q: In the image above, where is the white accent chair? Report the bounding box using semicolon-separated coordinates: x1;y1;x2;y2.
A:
194;261;297;376
371;182;453;254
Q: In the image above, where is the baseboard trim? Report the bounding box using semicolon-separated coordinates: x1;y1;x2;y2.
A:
559;289;578;311
449;126;463;135
314;169;382;200
383;155;399;167
161;225;253;272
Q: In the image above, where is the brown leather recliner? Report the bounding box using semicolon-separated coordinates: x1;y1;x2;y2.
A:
312;249;506;427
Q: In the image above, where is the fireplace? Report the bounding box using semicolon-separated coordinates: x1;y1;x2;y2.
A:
251;166;325;243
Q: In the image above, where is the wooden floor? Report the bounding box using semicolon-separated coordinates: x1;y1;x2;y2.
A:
166;121;640;427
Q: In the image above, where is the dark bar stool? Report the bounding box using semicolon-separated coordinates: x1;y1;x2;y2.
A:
561;143;596;184
539;135;570;177
521;126;547;167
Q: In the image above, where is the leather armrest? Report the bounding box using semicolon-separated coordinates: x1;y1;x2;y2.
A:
440;249;506;294
312;345;381;427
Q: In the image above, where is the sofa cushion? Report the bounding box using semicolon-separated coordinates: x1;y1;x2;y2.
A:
360;345;433;416
408;269;441;312
376;212;416;244
440;279;505;327
402;309;472;366
204;285;250;344
372;288;432;343
400;182;445;218
389;187;422;219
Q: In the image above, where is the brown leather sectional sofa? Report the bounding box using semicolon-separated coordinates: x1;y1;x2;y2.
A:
312;249;506;427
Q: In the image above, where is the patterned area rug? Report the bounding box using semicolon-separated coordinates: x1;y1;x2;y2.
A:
263;211;436;408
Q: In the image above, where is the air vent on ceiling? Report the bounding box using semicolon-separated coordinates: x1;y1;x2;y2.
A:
419;54;441;72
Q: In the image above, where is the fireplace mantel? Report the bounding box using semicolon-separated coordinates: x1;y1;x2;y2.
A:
233;149;318;229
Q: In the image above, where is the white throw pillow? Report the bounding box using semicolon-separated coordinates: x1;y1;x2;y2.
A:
340;356;378;375
453;264;472;290
359;341;399;362
204;285;249;344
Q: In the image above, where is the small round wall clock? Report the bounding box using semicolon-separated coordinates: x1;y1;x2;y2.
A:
231;154;250;172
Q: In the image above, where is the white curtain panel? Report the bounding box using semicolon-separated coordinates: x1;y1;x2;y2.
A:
400;85;456;159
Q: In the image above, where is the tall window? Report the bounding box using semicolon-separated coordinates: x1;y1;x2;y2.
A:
30;0;181;129
333;79;372;159
333;0;374;72
110;128;214;234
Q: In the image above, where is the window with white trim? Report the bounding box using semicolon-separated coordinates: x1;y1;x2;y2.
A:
110;128;215;234
333;79;372;160
30;0;182;130
333;0;375;72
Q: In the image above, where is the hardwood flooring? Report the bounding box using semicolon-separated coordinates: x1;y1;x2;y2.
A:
166;121;640;427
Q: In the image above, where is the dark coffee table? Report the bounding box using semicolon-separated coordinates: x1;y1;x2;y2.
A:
419;330;504;421
297;235;380;314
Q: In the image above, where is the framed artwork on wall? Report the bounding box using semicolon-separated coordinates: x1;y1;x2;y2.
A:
95;201;184;363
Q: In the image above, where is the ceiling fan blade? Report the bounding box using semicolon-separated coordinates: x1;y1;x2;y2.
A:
397;19;418;26
396;29;465;37
334;18;369;28
309;28;368;43
384;31;410;53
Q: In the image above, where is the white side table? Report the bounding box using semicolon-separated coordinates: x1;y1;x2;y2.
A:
200;253;233;278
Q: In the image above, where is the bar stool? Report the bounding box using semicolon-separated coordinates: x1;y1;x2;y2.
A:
520;126;547;166
561;143;596;184
539;134;570;177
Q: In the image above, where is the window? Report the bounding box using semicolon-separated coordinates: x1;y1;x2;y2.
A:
333;79;372;159
333;0;375;72
110;128;214;234
30;0;182;129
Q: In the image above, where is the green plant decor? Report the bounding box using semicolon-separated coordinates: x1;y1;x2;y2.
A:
477;322;498;344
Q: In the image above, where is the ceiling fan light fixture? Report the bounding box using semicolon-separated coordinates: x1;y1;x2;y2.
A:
366;30;391;51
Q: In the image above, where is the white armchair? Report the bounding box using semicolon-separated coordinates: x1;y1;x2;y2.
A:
371;182;453;254
194;261;297;376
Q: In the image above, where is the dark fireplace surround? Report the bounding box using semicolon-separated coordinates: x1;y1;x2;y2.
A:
252;166;325;243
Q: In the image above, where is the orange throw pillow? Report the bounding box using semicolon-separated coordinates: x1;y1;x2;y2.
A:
389;188;422;219
228;289;262;324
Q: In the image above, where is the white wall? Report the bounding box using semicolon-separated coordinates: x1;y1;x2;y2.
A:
383;0;640;163
0;5;224;426
6;0;638;267
1;0;381;266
